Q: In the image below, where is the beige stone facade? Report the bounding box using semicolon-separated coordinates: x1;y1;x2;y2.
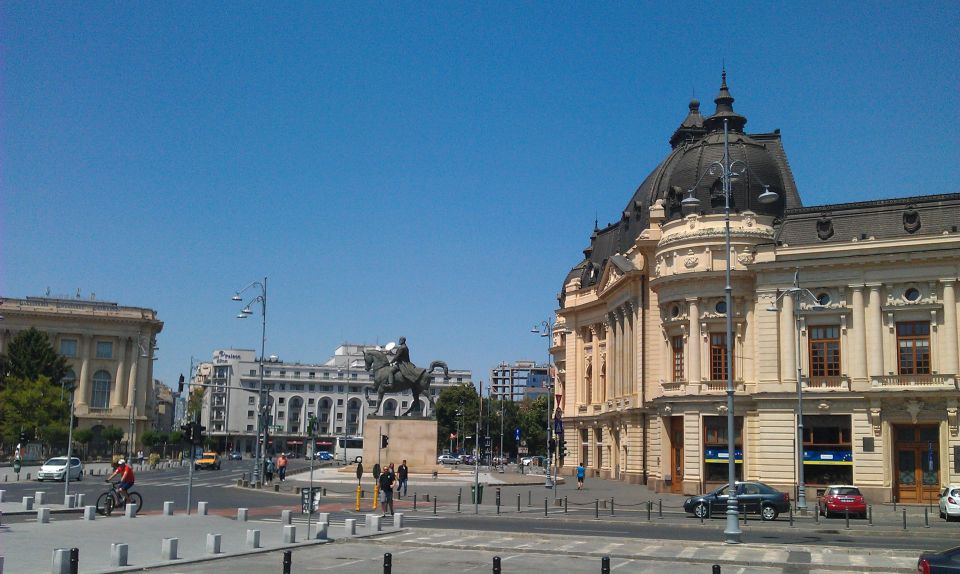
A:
554;78;960;504
0;295;163;454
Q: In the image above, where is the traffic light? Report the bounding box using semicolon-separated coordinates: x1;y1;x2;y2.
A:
380;434;389;449
548;437;557;453
192;421;205;446
560;438;569;458
181;423;193;444
19;430;27;444
177;374;185;393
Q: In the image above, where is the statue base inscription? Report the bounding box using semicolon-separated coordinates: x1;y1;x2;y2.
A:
362;416;439;472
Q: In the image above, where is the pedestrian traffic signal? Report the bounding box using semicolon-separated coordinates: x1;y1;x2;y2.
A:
380;434;389;449
548;437;557;453
192;422;205;446
181;423;193;444
177;374;185;393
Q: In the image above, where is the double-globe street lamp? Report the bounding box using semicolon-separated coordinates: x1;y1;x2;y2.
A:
681;117;779;544
532;319;568;489
232;277;268;484
767;270;825;512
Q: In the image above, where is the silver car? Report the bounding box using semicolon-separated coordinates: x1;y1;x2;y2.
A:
37;457;83;482
939;484;960;521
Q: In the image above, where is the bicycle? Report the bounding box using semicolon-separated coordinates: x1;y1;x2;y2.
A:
96;481;143;516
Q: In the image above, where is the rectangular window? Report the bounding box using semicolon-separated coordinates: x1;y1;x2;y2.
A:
309;384;315;392
308;398;315;405
897;322;931;375
703;416;743;482
278;411;285;419
709;333;731;381
802;415;853;485
60;339;78;357
95;341;113;359
809;326;841;378
294;371;300;378
246;424;254;431
338;385;345;393
248;396;255;405
250;369;257;376
247;410;255;418
324;372;330;379
671;336;684;381
337;398;344;406
309;371;316;378
278;397;285;405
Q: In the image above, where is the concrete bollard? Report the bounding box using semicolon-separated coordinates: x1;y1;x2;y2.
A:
344;518;356;535
0;489;4;502
22;496;34;511
197;501;208;515
125;503;137;518
163;501;174;516
64;495;76;509
246;529;261;549
110;543;128;567
237;508;248;521
51;548;72;574
281;509;292;525
283;524;296;543
316;512;330;525
26;473;30;480
35;492;45;506
315;521;328;539
367;514;382;533
38;507;51;524
76;493;85;507
394;512;404;528
83;506;96;520
161;538;178;560
206;533;222;554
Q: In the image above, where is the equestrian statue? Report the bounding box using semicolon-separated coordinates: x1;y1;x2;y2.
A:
363;336;448;417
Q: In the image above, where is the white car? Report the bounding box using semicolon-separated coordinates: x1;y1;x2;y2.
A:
437;454;460;465
939;484;960;521
37;457;83;482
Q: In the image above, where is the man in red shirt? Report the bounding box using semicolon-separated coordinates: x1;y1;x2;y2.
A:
107;459;136;504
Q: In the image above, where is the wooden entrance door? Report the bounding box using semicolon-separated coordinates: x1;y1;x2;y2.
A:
894;425;940;503
669;417;684;494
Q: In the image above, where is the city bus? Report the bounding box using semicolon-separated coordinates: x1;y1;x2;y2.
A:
334;436;363;464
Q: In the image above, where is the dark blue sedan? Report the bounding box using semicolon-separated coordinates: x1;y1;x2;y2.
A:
683;481;790;521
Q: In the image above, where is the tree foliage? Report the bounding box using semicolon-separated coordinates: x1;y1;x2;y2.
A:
0;375;70;451
0;328;68;389
187;386;205;421
101;426;125;454
435;384;479;451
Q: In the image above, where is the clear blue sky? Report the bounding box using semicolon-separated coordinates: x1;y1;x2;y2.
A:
2;3;958;389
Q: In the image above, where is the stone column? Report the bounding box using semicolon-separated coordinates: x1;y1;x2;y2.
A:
127;353;139;411
616;308;625;397
782;290;797;382
866;284;884;379
76;335;91;408
850;285;868;381
942;280;959;377
606;313;616;401
590;325;600;403
744;298;755;383
687;299;701;384
625;301;635;397
112;338;127;408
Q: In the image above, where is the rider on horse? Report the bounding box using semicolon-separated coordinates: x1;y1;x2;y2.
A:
387;336;412;390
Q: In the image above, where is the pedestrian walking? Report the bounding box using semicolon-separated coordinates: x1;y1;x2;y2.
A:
379;462;396;515
577;462;586;490
137;450;145;467
277;453;288;482
397;459;409;498
265;456;275;484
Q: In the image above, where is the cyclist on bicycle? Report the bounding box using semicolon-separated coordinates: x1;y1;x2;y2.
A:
106;459;136;504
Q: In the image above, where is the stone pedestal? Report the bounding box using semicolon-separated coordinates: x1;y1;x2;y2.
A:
362;416;439;471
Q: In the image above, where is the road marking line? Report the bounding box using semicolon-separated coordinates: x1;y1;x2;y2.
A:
531;527;625;535
610;559;633;571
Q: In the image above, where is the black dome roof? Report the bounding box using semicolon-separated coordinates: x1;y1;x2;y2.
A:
562;74;802;297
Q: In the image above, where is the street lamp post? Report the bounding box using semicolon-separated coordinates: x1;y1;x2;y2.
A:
681;117;779;544
232;277;268;485
64;382;76;499
532;320;557;489
767;270;824;512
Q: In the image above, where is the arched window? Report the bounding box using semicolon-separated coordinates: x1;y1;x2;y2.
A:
91;370;111;409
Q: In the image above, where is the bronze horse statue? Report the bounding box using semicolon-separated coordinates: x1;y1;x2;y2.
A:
362;349;448;416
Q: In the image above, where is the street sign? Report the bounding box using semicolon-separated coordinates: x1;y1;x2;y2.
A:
514;428;521;441
301;487;321;514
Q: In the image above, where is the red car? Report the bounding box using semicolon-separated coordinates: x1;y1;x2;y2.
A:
818;485;867;518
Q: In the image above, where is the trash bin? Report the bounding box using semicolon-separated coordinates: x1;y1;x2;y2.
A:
471;484;484;504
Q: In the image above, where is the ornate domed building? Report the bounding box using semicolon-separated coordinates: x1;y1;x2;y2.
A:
553;73;960;504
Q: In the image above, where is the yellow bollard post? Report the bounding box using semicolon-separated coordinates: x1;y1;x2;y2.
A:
372;483;380;511
355;485;362;512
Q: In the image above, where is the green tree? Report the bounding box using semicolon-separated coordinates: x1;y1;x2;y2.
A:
140;430;160;452
101;426;124;455
517;395;549;456
0;375;70;448
486;396;521;458
435;383;479;452
187;386;205;421
0;328;68;389
73;428;93;458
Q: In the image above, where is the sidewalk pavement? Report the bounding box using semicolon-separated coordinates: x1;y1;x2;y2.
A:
0;508;397;573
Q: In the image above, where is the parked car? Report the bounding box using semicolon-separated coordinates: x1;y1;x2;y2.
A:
521;456;545;467
37;457;83;482
458;454;475;465
228;452;243;460
195;452;222;470
818;485;867;518
314;451;333;461
918;546;960;573
437;454;460;465
683;481;790;521
939;485;960;521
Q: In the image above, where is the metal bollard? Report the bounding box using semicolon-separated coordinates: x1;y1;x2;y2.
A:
925;507;930;528
742;504;747;524
493;556;502;574
564;496;568;514
789;505;794;527
496;489;501;515
528;490;531;507
700;507;704;524
414;492;417;511
433;497;437;516
384;552;392;574
517;493;521;513
647;501;652;521
595;499;599;519
902;509;907;530
544;498;548;517
69;547;79;574
845;508;850;530
601;556;610;574
893;500;897;512
868;505;872;526
713;565;721;574
815;505;820;524
658;499;663;519
282;550;292;574
458;490;461;513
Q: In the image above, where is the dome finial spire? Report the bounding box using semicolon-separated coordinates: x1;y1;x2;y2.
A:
704;68;747;133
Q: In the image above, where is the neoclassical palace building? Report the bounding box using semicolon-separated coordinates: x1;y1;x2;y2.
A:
554;75;960;503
